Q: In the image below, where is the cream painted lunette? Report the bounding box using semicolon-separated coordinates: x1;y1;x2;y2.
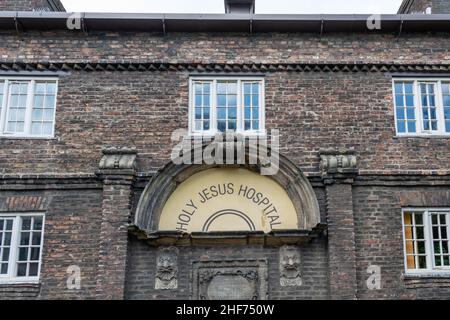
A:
158;168;298;233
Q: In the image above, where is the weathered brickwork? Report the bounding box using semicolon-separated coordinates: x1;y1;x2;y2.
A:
354;185;450;299
399;0;450;13
0;71;449;176
0;0;63;11
0;31;448;65
0;188;103;299
0;8;449;300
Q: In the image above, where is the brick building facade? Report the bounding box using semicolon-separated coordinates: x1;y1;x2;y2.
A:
0;0;449;300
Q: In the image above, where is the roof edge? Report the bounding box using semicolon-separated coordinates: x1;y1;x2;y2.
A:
0;12;448;33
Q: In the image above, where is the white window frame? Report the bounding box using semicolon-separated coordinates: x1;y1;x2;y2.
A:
402;208;450;276
0;77;58;139
189;77;266;136
393;78;450;137
0;213;45;284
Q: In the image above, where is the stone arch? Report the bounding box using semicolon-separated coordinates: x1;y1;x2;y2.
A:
134;145;321;235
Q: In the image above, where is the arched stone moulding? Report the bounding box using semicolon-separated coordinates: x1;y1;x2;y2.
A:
133;143;321;240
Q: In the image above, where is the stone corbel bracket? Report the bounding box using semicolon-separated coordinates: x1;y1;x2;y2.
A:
98;147;138;174
319;148;358;178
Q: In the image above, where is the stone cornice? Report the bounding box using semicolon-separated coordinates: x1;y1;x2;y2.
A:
0;61;450;73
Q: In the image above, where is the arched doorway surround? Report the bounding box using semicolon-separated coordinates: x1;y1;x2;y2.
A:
134;144;321;236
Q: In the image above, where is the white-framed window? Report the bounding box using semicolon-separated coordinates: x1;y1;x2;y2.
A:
0;213;45;284
393;79;450;136
402;209;450;275
0;77;58;138
189;77;265;135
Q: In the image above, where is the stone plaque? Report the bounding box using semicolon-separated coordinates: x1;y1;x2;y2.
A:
192;260;268;300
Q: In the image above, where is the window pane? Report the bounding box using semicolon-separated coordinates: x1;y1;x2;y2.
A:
227;82;237;94
32;109;43;121
417;241;426;254
33;217;43;231
228;95;237;107
34;95;44;108
252;95;259;106
415;213;423;225
416;227;424;240
2;248;9;261
404;83;413;94
217;82;227;94
244;83;251;94
20;232;30;245
244;95;251;107
217;108;226;120
217;121;226;132
407;121;416;133
217;95;226;107
42;122;53;135
203;83;210;94
195;95;202;107
395;95;404;106
43;109;54;121
0;263;7;274
31;123;42;135
203;121;210;131
252;83;259;94
245;107;251;119
252;108;259;119
22;218;31;230
418;256;427;269
396;108;405;120
18;247;28;261
30;248;40;261
195;83;202;94
203;95;210;107
203;108;210;120
35;83;46;94
17;263;27;277
28;263;39;277
32;232;41;245
397;121;406;133
4;232;11;246
228;108;237;120
405;95;414;107
406;108;415;120
195;108;202;120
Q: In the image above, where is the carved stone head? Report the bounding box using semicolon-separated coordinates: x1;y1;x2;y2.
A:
279;245;302;287
155;247;178;290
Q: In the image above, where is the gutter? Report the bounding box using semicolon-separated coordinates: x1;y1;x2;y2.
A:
0;12;448;33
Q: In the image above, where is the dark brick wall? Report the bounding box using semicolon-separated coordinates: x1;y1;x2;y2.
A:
0;31;448;65
1;70;449;176
353;185;450;299
124;236;329;300
398;0;449;13
0;189;102;299
0;0;64;11
0;29;448;300
434;0;450;13
0;31;448;176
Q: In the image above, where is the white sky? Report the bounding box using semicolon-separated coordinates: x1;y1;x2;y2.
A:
61;0;404;14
